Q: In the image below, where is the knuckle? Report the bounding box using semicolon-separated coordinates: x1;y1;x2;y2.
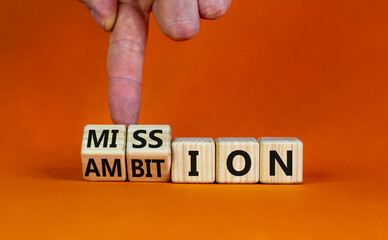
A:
109;38;145;55
109;77;142;88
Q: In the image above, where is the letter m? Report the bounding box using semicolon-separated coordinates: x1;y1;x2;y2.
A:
102;159;122;177
87;130;109;147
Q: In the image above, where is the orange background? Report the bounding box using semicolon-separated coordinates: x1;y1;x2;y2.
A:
1;0;387;239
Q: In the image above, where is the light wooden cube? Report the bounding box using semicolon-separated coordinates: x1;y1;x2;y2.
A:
258;137;303;184
172;138;215;183
126;125;171;182
81;125;127;181
216;138;260;183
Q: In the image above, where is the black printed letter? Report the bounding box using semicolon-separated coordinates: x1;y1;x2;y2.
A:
131;159;144;177
133;130;147;148
149;130;163;148
85;158;100;177
101;158;121;177
109;130;119;148
270;150;292;176
188;151;199;176
145;159;153;177
227;150;251;176
152;159;165;177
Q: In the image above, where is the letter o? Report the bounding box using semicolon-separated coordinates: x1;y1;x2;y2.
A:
226;150;252;176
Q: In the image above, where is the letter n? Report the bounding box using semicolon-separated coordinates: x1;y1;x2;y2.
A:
270;150;292;176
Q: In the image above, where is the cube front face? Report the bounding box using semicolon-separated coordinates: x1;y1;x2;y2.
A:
172;138;215;183
126;125;171;182
259;137;303;184
216;138;260;183
81;125;127;181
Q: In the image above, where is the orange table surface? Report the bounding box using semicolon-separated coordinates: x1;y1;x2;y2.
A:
1;0;387;239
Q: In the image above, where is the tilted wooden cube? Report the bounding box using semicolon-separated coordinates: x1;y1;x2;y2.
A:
172;138;215;183
216;138;260;183
81;125;127;181
258;137;303;184
126;125;171;181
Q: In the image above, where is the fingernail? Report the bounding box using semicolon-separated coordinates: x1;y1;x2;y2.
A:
91;10;105;30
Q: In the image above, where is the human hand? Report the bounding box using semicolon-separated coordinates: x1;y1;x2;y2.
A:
80;0;231;125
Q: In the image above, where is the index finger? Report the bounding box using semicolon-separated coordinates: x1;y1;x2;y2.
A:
107;2;149;125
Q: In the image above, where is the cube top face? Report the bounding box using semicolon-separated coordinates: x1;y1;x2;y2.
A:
172;138;215;183
81;125;127;181
127;125;171;157
173;137;213;143
126;125;171;182
258;137;302;145
216;137;257;143
81;125;126;156
258;137;303;184
128;125;171;133
216;137;259;183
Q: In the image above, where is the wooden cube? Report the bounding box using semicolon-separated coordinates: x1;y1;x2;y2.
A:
216;138;259;183
126;125;171;181
81;125;127;181
258;137;303;184
172;138;215;183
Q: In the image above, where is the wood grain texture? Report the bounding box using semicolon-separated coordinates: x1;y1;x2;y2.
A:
258;137;303;184
216;138;259;183
126;125;171;182
81;125;127;181
172;138;215;183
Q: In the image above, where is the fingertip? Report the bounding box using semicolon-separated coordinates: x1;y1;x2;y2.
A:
198;0;231;20
164;20;200;41
109;77;141;126
153;0;200;41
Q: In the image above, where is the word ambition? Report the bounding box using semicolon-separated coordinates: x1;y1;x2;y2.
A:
81;125;303;184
